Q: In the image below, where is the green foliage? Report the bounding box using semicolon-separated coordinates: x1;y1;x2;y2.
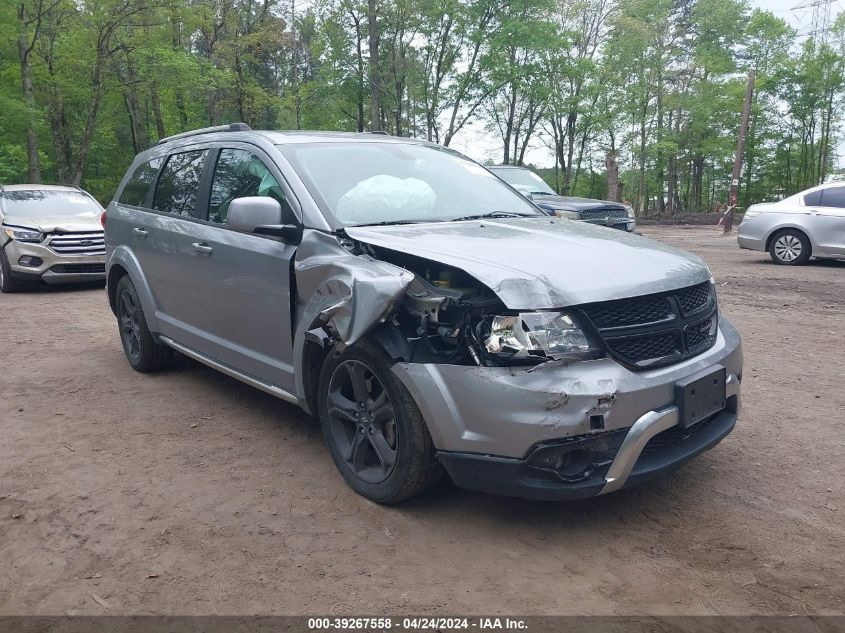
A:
0;0;841;210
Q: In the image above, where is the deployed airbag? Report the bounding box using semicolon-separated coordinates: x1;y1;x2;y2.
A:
336;175;436;225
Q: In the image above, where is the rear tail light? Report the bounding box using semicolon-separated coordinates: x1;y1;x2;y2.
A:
100;210;107;228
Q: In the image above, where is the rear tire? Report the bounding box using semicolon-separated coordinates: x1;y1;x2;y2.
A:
769;229;811;266
115;275;173;372
0;248;22;293
317;338;442;504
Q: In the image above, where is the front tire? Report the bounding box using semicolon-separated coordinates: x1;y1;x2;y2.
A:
0;248;22;293
115;275;173;372
769;229;811;265
317;339;442;503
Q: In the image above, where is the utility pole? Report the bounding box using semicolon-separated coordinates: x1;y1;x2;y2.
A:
722;71;755;234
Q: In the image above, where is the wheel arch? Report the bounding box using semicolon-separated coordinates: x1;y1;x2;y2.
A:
765;225;813;254
106;246;160;331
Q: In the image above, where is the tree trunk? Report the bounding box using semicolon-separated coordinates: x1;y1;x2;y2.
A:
171;10;188;129
605;150;620;202
150;84;165;139
17;6;41;183
367;0;380;131
350;10;366;132
655;79;665;215
71;61;104;185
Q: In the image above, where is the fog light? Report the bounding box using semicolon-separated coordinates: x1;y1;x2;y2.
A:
556;449;592;477
527;429;629;483
18;256;43;268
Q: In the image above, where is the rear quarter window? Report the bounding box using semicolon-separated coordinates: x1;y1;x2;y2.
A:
803;190;823;206
118;157;163;207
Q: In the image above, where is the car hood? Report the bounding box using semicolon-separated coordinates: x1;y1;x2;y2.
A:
1;214;103;233
531;195;625;212
345;217;710;309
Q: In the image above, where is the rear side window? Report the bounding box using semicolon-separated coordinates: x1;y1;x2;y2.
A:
153;150;208;216
118;158;162;207
208;149;289;224
821;186;845;209
803;190;823;206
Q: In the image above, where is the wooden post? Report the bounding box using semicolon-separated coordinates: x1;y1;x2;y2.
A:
723;71;755;234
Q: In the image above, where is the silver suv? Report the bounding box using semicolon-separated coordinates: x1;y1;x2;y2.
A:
0;184;106;292
106;124;743;504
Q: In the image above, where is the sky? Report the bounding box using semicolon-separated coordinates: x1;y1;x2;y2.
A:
449;0;845;171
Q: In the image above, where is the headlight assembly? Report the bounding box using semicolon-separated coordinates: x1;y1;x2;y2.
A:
3;226;43;242
482;311;600;363
624;205;635;218
555;210;580;220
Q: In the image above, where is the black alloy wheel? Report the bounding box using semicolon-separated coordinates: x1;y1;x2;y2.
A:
118;287;142;364
325;359;399;484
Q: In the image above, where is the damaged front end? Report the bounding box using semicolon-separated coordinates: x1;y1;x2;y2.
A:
292;229;742;500
295;230;602;369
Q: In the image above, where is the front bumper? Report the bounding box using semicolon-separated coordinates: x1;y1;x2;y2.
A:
3;238;105;284
393;316;742;500
438;383;738;500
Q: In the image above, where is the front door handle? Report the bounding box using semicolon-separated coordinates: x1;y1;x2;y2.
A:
192;242;213;255
132;228;148;239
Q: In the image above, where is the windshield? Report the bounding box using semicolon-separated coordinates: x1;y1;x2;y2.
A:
489;168;556;196
278;142;542;226
1;189;102;219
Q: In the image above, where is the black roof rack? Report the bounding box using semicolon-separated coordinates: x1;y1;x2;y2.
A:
157;122;252;146
370;130;389;135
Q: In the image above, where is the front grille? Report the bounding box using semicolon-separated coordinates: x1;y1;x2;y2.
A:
686;315;717;353
610;332;679;362
579;207;629;222
48;231;105;255
584;295;671;328
677;282;712;314
581;281;717;370
50;263;105;274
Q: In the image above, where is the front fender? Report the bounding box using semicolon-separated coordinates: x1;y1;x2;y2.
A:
291;229;414;411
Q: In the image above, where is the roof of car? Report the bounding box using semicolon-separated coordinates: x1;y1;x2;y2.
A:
257;130;428;145
1;184;80;192
488;165;530;170
155;123;432;148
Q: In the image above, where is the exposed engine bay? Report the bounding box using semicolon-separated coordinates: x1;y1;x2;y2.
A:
336;237;599;367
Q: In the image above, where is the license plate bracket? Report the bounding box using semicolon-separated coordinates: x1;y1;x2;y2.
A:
674;366;727;428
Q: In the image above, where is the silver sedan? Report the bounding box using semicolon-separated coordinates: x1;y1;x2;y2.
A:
737;182;845;265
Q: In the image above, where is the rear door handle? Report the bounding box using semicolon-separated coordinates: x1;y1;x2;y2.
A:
132;228;148;239
192;242;213;255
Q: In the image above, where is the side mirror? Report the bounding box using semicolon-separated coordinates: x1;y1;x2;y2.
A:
227;196;300;244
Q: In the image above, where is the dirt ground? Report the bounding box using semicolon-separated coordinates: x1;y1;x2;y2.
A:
0;225;843;616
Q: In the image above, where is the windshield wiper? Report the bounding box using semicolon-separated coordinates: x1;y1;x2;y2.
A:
351;218;438;227
449;211;536;222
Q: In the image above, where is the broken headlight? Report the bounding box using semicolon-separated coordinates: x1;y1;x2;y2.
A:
482;311;599;362
3;226;43;242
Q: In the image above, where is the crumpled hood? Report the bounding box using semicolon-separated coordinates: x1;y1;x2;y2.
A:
532;195;626;212
345;217;710;309
2;214;102;234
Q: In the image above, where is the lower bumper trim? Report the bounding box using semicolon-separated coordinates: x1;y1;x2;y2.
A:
438;408;737;501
